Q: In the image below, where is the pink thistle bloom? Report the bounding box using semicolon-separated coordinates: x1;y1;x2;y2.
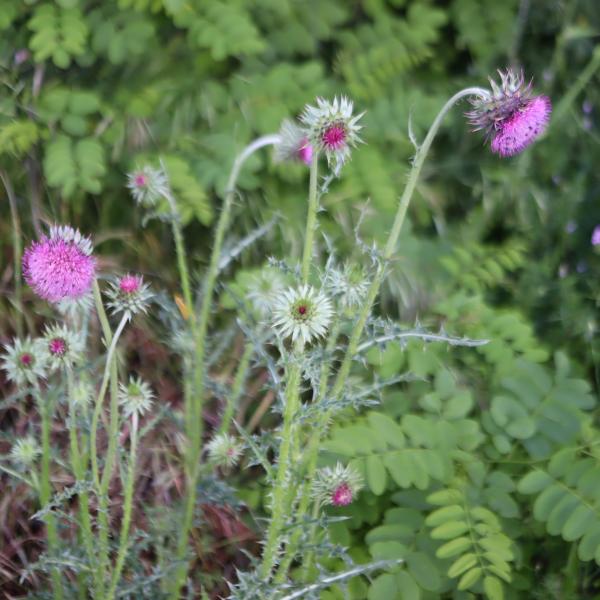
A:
48;337;67;357
467;69;552;157
133;172;147;188
106;274;153;320
490;96;552;157
274;120;314;167
297;138;313;166
23;226;95;303
332;483;354;507
591;225;600;246
322;125;347;150
119;274;143;294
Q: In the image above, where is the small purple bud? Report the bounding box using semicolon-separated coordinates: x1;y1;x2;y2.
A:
591;225;600;246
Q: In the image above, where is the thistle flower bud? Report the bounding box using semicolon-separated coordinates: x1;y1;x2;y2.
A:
23;225;96;303
10;436;41;466
272;284;334;348
118;376;154;418
300;96;364;175
247;268;286;316
274;119;313;166
326;263;369;310
1;337;47;386
126;166;168;207
206;433;244;468
42;325;84;372
313;463;363;507
466;68;552;157
105;274;153;320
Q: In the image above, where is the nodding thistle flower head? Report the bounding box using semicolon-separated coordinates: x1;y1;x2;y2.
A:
326;263;369;310
272;284;334;347
42;324;84;372
127;166;168;207
105;274;153;320
23;225;96;303
247;268;286;316
206;433;244;468
274;119;313;166
118;376;154;419
1;337;47;386
467;68;552;157
313;463;363;507
300;96;364;175
10;436;41;467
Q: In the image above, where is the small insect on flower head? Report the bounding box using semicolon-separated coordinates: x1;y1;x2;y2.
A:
23;225;96;303
466;68;552;157
274;119;313;166
313;463;363;507
300;96;364;175
10;436;41;467
42;324;84;373
1;337;47;386
118;376;154;419
105;274;153;321
126;165;168;207
272;284;334;348
206;433;244;468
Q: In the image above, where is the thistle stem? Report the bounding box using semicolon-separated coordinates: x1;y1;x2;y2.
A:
107;413;139;600
36;389;64;600
170;134;279;597
301;152;319;283
298;87;489;576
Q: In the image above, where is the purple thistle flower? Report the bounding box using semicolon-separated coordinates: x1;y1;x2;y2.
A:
591;225;600;246
23;225;96;303
467;69;552;157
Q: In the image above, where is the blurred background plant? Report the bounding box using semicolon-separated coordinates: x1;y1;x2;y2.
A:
1;0;600;598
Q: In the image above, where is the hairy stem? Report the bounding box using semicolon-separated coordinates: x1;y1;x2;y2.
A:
0;170;23;337
37;389;64;600
170;134;279;597
107;413;139;600
301;152;319;283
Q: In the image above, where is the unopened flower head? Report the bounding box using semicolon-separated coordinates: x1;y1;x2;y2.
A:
300;96;364;175
71;377;94;407
10;436;41;466
274;119;313;166
247;268;286;316
313;463;363;507
23;225;96;303
467;68;552;157
106;274;153;320
127;166;168;207
206;433;244;468
1;337;47;386
272;284;333;347
42;324;84;372
119;376;154;418
326;263;369;310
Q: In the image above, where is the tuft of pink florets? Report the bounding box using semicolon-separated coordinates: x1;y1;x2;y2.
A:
297;138;313;166
119;274;142;294
332;483;354;506
23;226;96;303
490;95;552;157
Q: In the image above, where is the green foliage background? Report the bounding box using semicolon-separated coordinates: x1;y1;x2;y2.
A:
1;0;600;598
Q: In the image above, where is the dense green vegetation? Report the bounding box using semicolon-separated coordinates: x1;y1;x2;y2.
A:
1;1;600;598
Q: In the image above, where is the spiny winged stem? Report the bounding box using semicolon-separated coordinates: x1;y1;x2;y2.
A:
170;134;280;597
66;368;103;597
107;412;139;600
259;150;320;580
35;386;64;600
297;87;490;576
91;281;125;593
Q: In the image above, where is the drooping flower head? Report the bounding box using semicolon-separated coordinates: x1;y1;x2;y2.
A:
247;268;286;316
105;274;153;320
300;96;364;175
272;284;333;347
313;463;363;507
466;69;552;157
10;436;41;467
42;324;84;372
274;119;313;166
126;165;168;207
118;376;154;419
1;337;47;386
23;225;96;303
591;225;600;247
206;433;244;468
326;263;369;310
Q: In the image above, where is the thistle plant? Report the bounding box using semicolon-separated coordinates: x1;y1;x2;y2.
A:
1;65;555;600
